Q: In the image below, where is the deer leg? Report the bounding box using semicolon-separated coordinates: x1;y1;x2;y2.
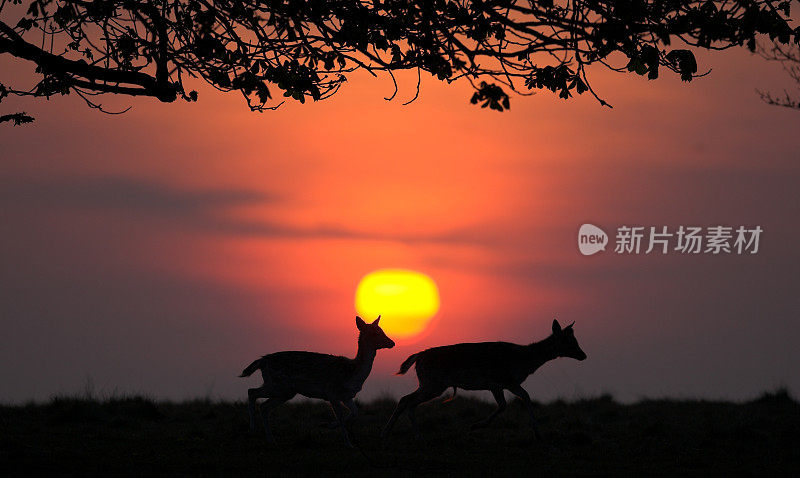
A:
442;387;458;403
382;391;414;437
507;384;542;439
321;399;358;428
247;386;268;432
343;398;358;423
319;401;349;429
329;400;354;448
383;386;444;438
260;393;294;444
470;388;507;430
405;386;446;439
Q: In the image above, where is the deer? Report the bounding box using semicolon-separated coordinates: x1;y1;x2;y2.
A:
240;315;395;447
382;319;586;439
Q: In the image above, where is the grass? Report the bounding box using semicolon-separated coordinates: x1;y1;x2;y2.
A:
1;390;798;476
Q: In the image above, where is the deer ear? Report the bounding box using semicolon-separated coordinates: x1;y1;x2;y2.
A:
372;315;381;326
552;319;562;334
356;316;366;330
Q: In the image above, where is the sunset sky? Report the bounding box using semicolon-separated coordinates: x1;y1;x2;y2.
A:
1;45;798;404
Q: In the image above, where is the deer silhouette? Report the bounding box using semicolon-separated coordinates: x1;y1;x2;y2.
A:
240;315;394;446
383;319;586;438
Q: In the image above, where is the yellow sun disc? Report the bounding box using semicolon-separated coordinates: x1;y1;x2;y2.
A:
355;269;440;339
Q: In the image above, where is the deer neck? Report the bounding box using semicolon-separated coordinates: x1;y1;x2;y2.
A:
350;340;377;388
524;335;560;373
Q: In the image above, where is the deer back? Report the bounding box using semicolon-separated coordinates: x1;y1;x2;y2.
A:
263;351;360;400
414;342;531;390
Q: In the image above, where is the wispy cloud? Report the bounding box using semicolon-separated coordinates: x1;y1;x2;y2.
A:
0;176;277;215
0;175;512;247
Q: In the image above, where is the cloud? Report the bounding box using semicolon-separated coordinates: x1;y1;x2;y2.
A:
0;175;277;216
218;219;509;246
0;174;514;248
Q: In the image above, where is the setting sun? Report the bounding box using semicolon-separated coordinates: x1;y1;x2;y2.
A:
355;269;440;340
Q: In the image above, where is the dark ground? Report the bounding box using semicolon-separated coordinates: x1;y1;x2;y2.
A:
1;390;798;476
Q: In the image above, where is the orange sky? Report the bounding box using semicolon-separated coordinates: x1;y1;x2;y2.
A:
1;46;798;402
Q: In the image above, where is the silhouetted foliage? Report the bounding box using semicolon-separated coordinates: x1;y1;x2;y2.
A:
1;0;798;122
0;111;34;124
758;41;800;109
1;393;799;475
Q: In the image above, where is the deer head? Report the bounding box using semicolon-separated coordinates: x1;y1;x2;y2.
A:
356;315;396;350
551;319;587;361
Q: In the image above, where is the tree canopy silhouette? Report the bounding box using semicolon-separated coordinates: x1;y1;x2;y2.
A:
1;0;798;122
758;41;800;109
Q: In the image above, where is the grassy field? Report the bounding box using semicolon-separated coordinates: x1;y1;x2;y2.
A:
1;390;798;476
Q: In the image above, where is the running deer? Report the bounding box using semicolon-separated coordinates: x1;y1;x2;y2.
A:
240;316;394;446
382;319;586;438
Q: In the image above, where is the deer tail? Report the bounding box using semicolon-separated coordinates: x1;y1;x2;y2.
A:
239;357;265;377
397;353;420;375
